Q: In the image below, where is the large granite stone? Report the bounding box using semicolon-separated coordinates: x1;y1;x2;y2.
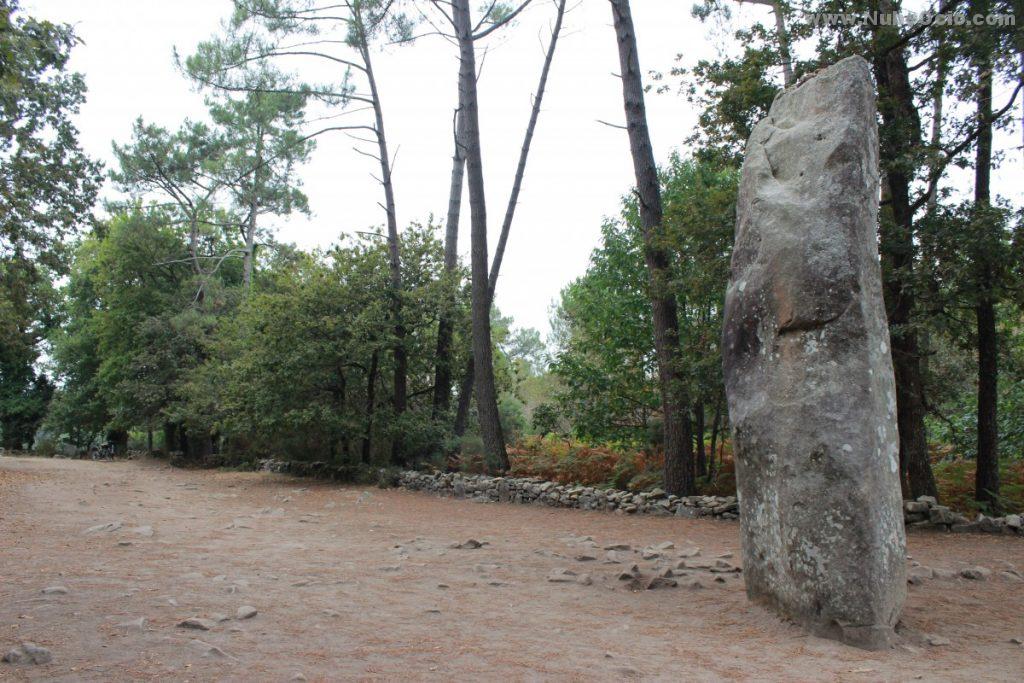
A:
722;55;906;650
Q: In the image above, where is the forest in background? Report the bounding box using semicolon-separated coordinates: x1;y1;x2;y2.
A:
2;0;1023;515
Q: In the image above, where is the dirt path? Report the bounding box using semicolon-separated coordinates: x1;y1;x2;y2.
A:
1;456;1022;681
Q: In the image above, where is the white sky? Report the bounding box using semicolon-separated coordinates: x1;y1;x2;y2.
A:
25;0;1023;337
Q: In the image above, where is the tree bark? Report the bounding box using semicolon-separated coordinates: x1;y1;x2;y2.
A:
927;40;946;211
432;108;468;420
609;0;694;496
694;402;706;478
362;348;379;465
449;0;567;440
355;11;407;466
243;126;264;292
453;356;474;438
971;15;999;511
708;395;722;479
871;2;938;501
738;0;794;86
453;0;508;470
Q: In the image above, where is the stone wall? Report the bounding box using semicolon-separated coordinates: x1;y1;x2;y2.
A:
254;460;1022;535
398;471;739;519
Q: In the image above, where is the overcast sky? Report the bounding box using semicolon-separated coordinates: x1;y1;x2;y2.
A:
26;0;1023;338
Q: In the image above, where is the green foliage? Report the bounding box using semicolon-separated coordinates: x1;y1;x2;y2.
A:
175;222;460;463
551;154;737;444
530;402;562;436
0;1;99;447
0;0;102;271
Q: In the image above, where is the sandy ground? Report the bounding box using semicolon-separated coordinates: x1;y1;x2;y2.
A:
1;456;1022;682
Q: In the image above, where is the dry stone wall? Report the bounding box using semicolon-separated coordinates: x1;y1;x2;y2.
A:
254;460;1023;535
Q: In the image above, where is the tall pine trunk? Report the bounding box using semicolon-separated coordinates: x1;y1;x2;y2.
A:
362;349;379;465
449;0;567;441
871;2;938;501
356;14;407;466
610;0;694;496
453;0;508;470
694;402;706;478
971;16;999;511
432;109;467;420
243;127;264;292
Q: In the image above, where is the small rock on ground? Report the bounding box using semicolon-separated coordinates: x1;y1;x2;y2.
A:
177;618;215;631
189;639;229;658
960;566;991;580
2;642;53;665
236;605;257;620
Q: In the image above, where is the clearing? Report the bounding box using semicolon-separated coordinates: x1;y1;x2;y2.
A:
1;456;1022;681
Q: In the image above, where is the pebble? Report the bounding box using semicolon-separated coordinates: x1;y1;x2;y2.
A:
926;635;951;647
41;586;69;595
177;617;215;631
677;546;701;558
189;639;229;658
451;539;483;550
960;566;991;580
605;551;627;564
2;642;53;665
236;606;257;620
645;576;678;590
575;554;597;562
85;521;122;534
548;568;579;583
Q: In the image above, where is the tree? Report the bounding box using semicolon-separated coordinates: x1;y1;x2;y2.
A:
184;28;315;293
47;208;241;456
191;0;417;464
552;155;736;467
111;118;230;302
0;0;100;447
436;0;567;465
609;0;694;495
205;85;314;292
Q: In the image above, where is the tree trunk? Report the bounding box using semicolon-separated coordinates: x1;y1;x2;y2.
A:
356;13;407;467
453;356;475;438
163;422;177;453
147;429;153;454
708;395;722;479
870;2;939;501
450;0;567;441
609;0;694;496
694;402;706;478
927;40;946;211
452;0;508;470
972;23;1000;511
243;128;264;292
432;108;468;420
362;349;379;466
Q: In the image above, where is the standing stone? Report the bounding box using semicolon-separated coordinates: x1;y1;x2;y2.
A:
722;56;906;650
